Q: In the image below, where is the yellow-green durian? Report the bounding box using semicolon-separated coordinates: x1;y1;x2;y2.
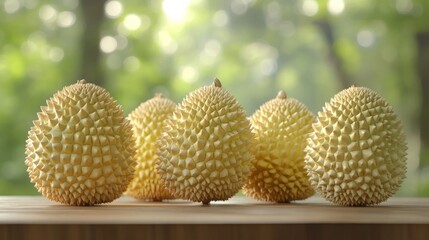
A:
243;91;315;202
305;86;407;206
126;94;176;201
25;80;136;206
157;79;254;204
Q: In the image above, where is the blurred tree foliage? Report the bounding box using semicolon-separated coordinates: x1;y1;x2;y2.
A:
0;0;427;195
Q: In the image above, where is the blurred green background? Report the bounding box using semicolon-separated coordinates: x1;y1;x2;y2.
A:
0;0;428;196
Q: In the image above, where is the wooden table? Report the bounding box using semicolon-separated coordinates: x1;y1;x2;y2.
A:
1;196;428;240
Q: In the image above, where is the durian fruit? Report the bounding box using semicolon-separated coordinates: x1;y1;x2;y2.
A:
243;91;315;202
305;86;407;206
126;94;176;201
157;79;254;204
25;80;136;206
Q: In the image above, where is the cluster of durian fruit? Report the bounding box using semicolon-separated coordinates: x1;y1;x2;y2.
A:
25;79;407;207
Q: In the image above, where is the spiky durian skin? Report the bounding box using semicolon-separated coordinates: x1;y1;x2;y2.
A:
25;80;136;206
126;95;176;201
305;86;407;207
243;94;315;202
157;80;254;204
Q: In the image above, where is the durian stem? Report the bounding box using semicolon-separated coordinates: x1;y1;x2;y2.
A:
213;78;222;88
276;90;287;99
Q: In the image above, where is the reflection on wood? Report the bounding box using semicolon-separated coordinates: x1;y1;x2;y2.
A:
0;196;428;240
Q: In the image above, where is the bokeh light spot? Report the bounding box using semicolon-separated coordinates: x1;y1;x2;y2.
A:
301;0;319;17
39;5;57;23
328;0;345;15
123;56;140;72
181;66;198;83
105;1;123;18
213;10;229;27
357;30;375;48
162;0;191;22
4;0;20;14
57;11;76;28
100;36;118;53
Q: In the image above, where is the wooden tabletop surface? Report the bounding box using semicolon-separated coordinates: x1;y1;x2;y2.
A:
1;195;428;224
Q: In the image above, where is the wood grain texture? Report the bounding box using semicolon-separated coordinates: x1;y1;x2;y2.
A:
1;224;429;240
1;196;428;240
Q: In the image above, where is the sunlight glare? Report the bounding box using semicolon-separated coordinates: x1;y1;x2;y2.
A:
162;0;191;22
328;0;345;15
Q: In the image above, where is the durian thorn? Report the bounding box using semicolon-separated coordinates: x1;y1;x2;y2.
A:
154;93;164;98
351;84;359;88
276;90;287;99
213;78;222;88
77;79;87;84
